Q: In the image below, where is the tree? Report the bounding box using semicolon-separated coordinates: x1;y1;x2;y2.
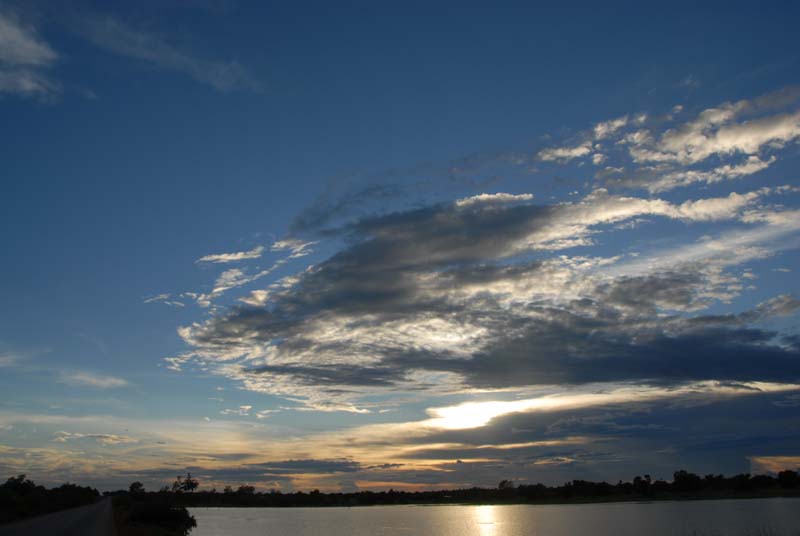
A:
498;480;515;490
171;473;199;493
672;470;703;492
2;475;37;495
129;481;145;494
236;485;255;495
778;470;799;488
183;473;199;493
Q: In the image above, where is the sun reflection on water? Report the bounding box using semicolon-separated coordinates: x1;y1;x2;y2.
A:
474;505;497;536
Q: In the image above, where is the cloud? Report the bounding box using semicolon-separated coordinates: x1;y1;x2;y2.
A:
644;155;776;193
593;115;628;139
185;240;318;308
59;371;128;389
424;382;799;430
0;10;59;98
3;380;797;490
749;456;800;474
171;188;800;408
250;459;362;475
143;293;185;307
271;239;316;259
52;431;137;445
75;14;256;92
454;192;534;208
613;89;800;191
0;352;19;367
639;107;800;165
0;12;56;66
220;405;252;416
533;87;800;193
195;263;285;307
290;184;408;234
537;141;592;162
197;246;264;264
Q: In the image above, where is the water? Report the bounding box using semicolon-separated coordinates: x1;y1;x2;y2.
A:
190;497;800;535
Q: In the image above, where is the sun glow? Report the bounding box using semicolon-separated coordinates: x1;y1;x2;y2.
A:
425;381;800;430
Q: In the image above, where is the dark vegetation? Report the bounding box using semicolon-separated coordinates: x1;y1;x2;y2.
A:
111;469;800;509
0;474;99;524
112;494;196;536
2;469;797;534
111;476;197;536
0;474;196;535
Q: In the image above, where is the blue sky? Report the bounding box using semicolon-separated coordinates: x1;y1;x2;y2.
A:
1;1;800;491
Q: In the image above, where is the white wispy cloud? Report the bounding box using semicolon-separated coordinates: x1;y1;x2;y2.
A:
593;115;628;139
52;431;137;445
630;108;800;165
142;293;185;307
455;192;533;207
537;88;800;193
59;371;128;389
645;155;776;193
75;14;256;92
0;10;59;98
0;352;19;367
196;246;265;264
537;141;592;162
220;405;252;416
271;239;317;259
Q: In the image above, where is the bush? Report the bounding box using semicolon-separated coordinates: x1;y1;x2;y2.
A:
128;499;196;536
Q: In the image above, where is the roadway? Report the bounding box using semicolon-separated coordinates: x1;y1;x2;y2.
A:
0;497;115;536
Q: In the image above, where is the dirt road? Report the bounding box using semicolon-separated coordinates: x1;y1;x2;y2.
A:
0;497;114;536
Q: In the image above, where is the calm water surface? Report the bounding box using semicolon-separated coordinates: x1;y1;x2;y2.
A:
191;497;800;536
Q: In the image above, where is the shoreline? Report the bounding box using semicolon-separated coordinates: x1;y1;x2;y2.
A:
182;491;800;509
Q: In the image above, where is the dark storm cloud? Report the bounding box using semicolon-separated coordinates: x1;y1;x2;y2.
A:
248;459;362;475
118;459;363;485
243;363;407;387
593;271;707;312
438;322;800;389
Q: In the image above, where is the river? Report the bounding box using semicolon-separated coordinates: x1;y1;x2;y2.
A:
190;497;800;535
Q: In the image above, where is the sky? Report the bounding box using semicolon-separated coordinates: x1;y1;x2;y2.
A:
1;1;800;492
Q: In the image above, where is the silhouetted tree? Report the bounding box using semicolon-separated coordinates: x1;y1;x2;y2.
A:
633;475;652;495
237;485;255;495
778;469;799;488
498;480;515;490
2;475;37;494
183;473;199;493
672;470;703;492
129;481;145;494
171;473;199;493
0;475;98;524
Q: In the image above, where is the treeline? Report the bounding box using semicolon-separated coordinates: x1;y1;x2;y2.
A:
0;474;195;535
0;474;99;524
112;469;800;508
